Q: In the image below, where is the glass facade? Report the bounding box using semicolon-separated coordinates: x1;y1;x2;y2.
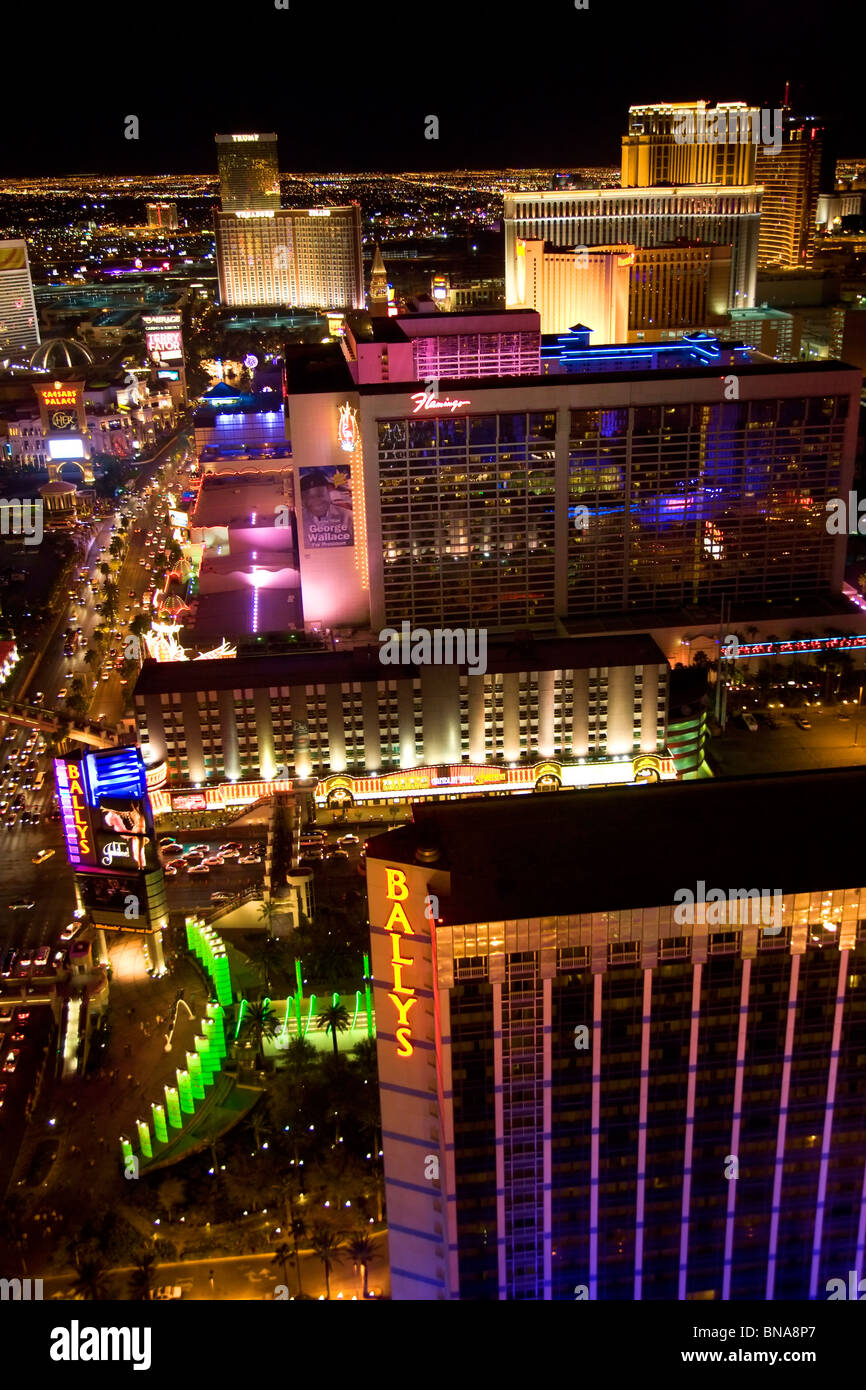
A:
216;135;280;214
378;410;557;627
568;395;848;616
445;922;866;1300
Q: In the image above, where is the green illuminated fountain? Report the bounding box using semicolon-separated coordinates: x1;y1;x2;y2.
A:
136;1119;153;1159
187;1051;205;1100
165;1084;182;1129
176;1068;194;1115
152;1103;169;1144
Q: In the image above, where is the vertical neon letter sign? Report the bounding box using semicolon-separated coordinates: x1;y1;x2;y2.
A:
384;867;416;1058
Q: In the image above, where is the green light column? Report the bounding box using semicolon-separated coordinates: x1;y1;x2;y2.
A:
295;958;304;1034
152;1103;169;1145
176;1069;194;1114
195;1035;215;1084
363;952;373;1037
120;1136;134;1171
214;953;232;1006
203;1019;223;1064
165;1084;183;1128
187;1052;205;1100
136;1120;153;1160
207;1003;227;1055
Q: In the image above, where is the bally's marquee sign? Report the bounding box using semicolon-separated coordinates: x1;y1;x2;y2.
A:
383;867;418;1058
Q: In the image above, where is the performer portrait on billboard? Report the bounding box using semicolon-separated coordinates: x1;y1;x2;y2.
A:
300;467;354;548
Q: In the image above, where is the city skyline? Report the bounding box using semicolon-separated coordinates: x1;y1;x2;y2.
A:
0;0;864;1329
0;1;860;175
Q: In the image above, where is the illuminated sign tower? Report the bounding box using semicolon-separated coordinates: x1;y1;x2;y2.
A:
54;747;168;971
33;379;95;483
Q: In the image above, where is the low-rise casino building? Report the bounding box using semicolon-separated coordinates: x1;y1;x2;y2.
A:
133;632;674;810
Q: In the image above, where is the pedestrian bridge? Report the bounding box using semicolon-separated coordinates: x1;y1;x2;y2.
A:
0;698;123;748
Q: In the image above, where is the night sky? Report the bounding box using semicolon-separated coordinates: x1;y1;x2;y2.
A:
2;0;861;175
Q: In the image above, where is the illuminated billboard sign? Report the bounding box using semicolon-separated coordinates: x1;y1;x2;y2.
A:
410;389;471;415
171;792;207;811
78;871;147;915
55;758;97;869
0;246;26;271
35;381;86;434
383;867;417;1059
54;748;156;878
142;313;184;366
299;465;353;549
48;438;85;460
724;635;866;658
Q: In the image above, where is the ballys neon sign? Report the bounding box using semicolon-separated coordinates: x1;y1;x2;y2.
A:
410;390;470;415
66;761;92;860
384;867;417;1058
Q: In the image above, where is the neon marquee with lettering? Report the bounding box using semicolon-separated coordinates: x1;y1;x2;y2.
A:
384;867;417;1058
39;387;79;407
410;390;471;415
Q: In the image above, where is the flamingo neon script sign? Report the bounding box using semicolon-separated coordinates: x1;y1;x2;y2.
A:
410;389;471;414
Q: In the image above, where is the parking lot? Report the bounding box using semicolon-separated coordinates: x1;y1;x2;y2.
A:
710;701;866;778
158;829;267;913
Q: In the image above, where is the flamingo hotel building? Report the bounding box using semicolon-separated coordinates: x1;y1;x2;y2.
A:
134;326;863;811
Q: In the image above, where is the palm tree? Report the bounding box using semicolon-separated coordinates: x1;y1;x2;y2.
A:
128;1250;157;1301
156;1176;186;1223
109;537;125;560
103;580;119;622
309;940;359;993
70;1255;110;1300
310;1224;344;1300
98;562;111;582
345;1230;376;1299
282;1035;319;1073
271;1241;293;1293
257;899;279;932
83;646;100;669
246;935;293;994
317;1002;350;1058
238;995;281;1067
351;1036;378;1079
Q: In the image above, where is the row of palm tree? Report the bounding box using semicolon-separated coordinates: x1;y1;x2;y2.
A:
238;994;351;1062
67;1224;377;1301
273;1225;376;1299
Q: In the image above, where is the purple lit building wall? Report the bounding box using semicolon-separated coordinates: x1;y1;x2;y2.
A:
366;771;866;1300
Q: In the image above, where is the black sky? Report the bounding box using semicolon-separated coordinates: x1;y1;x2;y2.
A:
2;0;861;176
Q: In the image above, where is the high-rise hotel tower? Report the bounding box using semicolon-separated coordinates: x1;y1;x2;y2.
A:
755;111;823;270
366;769;866;1299
0;240;40;356
215;132;280;213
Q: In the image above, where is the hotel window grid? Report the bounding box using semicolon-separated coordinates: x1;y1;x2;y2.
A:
378;411;557;628
435;893;866;1300
412;331;541;380
567;396;847;618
